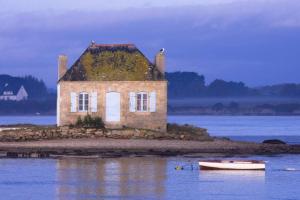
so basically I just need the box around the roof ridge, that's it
[91,43,136,48]
[59,42,164,82]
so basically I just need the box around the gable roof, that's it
[59,43,164,82]
[0,83,21,95]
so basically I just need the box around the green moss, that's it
[75,115,105,128]
[80,50,149,81]
[81,52,94,79]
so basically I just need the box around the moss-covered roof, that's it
[60,44,164,82]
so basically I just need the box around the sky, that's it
[0,0,300,88]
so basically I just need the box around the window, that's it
[136,92,148,112]
[143,93,147,111]
[79,92,89,112]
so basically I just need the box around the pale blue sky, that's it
[0,0,299,87]
[0,0,244,11]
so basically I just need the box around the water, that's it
[0,155,300,200]
[1,115,300,143]
[0,116,300,199]
[168,116,300,144]
[0,116,56,125]
[168,116,300,136]
[2,115,300,136]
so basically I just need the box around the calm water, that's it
[2,116,300,136]
[0,155,300,200]
[1,115,300,143]
[0,116,56,126]
[0,116,300,199]
[168,116,300,144]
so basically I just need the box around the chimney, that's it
[58,55,68,80]
[155,48,165,75]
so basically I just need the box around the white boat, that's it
[199,160,265,170]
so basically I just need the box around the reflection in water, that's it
[198,169,266,199]
[200,170,265,179]
[0,156,300,200]
[199,170,265,186]
[56,157,167,200]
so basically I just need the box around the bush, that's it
[83,114,92,125]
[93,116,105,128]
[75,115,105,128]
[75,116,83,127]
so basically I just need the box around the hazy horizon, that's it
[0,0,300,87]
[1,71,300,90]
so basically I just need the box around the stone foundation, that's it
[0,124,212,142]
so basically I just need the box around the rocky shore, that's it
[0,138,299,158]
[0,124,299,158]
[0,124,212,142]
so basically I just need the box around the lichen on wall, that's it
[80,50,150,81]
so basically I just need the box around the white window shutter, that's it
[70,92,77,112]
[91,92,98,112]
[129,92,136,112]
[149,92,156,112]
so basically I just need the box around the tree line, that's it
[166,72,300,98]
[0,74,55,115]
[1,73,299,115]
[0,74,49,99]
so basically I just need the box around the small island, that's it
[0,120,299,158]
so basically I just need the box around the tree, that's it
[207,79,250,97]
[228,102,239,112]
[0,74,48,99]
[212,103,225,111]
[166,72,206,98]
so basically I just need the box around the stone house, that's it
[57,43,167,131]
[0,83,28,101]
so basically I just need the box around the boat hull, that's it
[199,161,265,170]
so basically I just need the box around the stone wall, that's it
[58,81,167,131]
[0,124,212,142]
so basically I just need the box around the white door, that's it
[106,92,121,122]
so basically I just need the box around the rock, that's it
[134,131,142,137]
[166,123,211,141]
[94,130,104,137]
[263,139,286,145]
[60,126,69,132]
[0,123,214,142]
[61,131,69,137]
[111,130,121,136]
[86,128,96,134]
[106,131,112,136]
[216,137,230,141]
[122,130,134,137]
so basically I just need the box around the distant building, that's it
[0,83,28,101]
[57,43,167,131]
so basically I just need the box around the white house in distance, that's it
[0,83,28,101]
